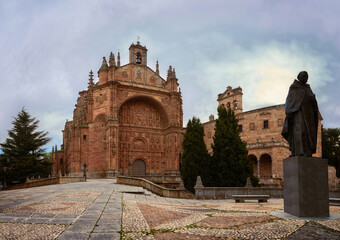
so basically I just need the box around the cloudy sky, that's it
[1,0,340,152]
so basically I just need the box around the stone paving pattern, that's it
[0,179,339,239]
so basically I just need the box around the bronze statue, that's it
[281,71,319,157]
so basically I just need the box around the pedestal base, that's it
[284,156,329,217]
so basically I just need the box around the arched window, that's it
[233,100,238,110]
[227,102,231,109]
[136,52,142,64]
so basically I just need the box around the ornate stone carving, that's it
[136,70,142,78]
[122,71,128,78]
[260,111,271,116]
[118,91,128,101]
[96,94,107,104]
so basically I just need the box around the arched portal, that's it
[248,154,258,177]
[259,154,272,178]
[132,159,146,176]
[118,95,169,128]
[118,95,170,176]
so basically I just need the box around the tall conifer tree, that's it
[211,106,256,187]
[0,108,51,184]
[322,126,340,177]
[181,117,210,192]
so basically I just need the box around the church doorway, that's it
[132,159,146,176]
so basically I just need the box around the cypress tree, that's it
[181,117,210,192]
[0,108,51,184]
[322,126,340,177]
[210,106,256,187]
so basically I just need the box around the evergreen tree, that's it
[210,106,256,187]
[181,117,210,192]
[0,108,51,184]
[322,126,340,177]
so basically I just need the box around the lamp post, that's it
[83,162,87,182]
[128,161,131,176]
[3,167,7,188]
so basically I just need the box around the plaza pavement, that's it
[0,179,339,240]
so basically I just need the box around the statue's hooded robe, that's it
[281,79,319,156]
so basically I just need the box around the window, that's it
[136,52,142,64]
[60,158,63,164]
[227,102,231,109]
[250,123,255,130]
[233,100,238,110]
[83,135,87,140]
[278,118,283,126]
[264,120,269,129]
[238,125,243,132]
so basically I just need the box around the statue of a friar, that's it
[281,71,319,157]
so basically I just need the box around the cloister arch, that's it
[259,154,272,178]
[248,154,258,177]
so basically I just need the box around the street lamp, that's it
[83,162,87,182]
[128,161,131,176]
[3,167,7,188]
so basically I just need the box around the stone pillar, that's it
[284,156,329,217]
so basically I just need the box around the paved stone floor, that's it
[0,179,339,240]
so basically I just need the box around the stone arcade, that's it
[202,86,322,187]
[52,41,183,178]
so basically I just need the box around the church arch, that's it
[118,95,169,128]
[132,159,146,176]
[248,154,258,177]
[259,154,272,178]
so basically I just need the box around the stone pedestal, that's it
[284,156,329,217]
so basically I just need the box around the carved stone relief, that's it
[119,101,162,128]
[122,71,128,78]
[118,91,128,101]
[96,94,107,104]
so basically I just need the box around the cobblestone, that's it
[0,179,339,239]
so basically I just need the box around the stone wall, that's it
[194,186,283,199]
[1,176,85,191]
[116,176,194,199]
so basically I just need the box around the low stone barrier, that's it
[195,186,283,199]
[329,190,340,198]
[194,176,283,199]
[194,176,340,199]
[1,176,85,191]
[116,176,194,199]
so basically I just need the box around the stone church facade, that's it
[52,41,183,178]
[203,86,322,187]
[52,41,322,185]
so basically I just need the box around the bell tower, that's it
[129,40,148,66]
[217,86,243,114]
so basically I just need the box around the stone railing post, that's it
[194,176,204,199]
